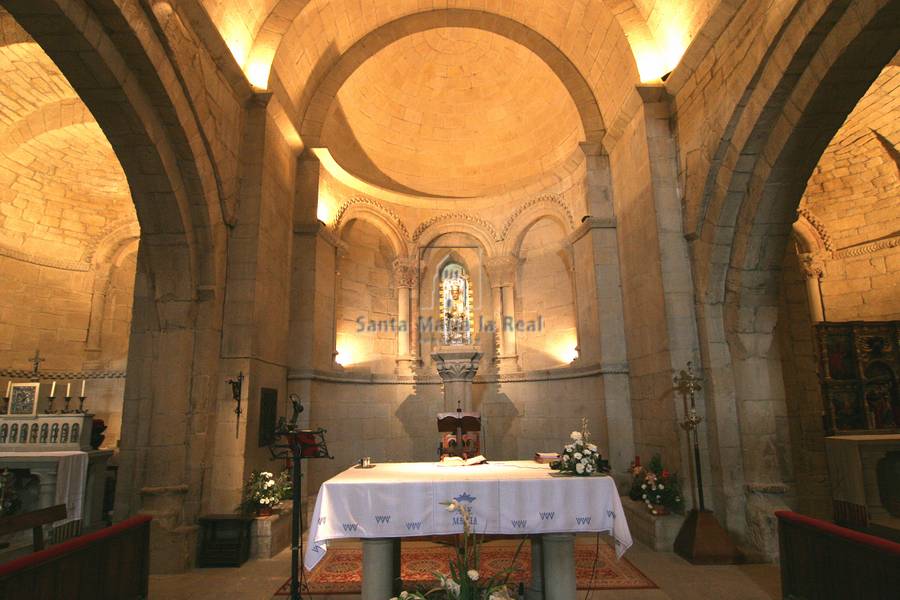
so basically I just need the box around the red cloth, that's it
[0,514,152,576]
[776,510,900,556]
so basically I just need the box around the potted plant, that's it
[242,470,289,516]
[629,454,683,515]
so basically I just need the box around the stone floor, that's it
[149,537,781,600]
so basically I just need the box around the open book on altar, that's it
[439,454,487,466]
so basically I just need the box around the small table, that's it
[305,461,633,599]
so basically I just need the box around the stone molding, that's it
[833,234,900,259]
[499,194,576,239]
[412,212,500,243]
[287,361,625,385]
[333,196,410,241]
[796,208,835,252]
[0,369,126,380]
[0,244,91,272]
[568,216,617,244]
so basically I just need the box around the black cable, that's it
[583,532,602,600]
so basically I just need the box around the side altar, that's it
[1,374,111,549]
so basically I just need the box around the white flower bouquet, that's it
[550,430,610,476]
[392,500,522,599]
[242,470,290,515]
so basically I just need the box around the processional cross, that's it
[673,361,705,510]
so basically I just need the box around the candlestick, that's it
[63,395,72,413]
[77,396,86,413]
[46,395,56,414]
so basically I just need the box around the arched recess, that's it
[333,218,400,372]
[502,197,577,256]
[515,216,578,371]
[295,10,605,148]
[414,216,500,258]
[3,0,227,572]
[332,198,410,258]
[693,0,900,558]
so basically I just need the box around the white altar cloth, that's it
[0,451,88,525]
[305,461,633,570]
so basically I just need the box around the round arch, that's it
[689,0,900,556]
[296,10,605,147]
[501,196,577,256]
[333,198,409,258]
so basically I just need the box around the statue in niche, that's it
[440,262,473,345]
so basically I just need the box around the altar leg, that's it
[362,537,400,599]
[526,535,544,600]
[541,533,576,600]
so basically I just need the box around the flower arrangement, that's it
[392,500,522,600]
[242,470,290,515]
[550,420,610,476]
[628,454,683,515]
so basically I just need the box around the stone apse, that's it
[0,0,897,572]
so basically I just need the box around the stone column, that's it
[575,143,635,473]
[799,253,826,322]
[484,256,519,373]
[432,348,482,412]
[361,538,400,599]
[393,257,417,374]
[541,533,576,598]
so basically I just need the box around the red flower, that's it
[661,469,670,479]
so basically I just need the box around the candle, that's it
[50,381,56,397]
[5,380,10,398]
[66,382,71,398]
[81,379,86,397]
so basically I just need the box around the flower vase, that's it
[257,506,273,517]
[650,504,669,516]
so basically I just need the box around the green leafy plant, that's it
[393,500,523,600]
[240,470,290,515]
[628,454,683,515]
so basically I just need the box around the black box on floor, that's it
[197,514,254,568]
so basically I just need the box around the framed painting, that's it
[8,382,39,416]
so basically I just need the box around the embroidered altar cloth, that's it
[305,461,632,570]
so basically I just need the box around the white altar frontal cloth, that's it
[305,461,633,570]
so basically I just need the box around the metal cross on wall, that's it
[29,349,45,379]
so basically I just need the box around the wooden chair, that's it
[437,411,481,458]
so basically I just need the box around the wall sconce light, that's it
[227,372,244,416]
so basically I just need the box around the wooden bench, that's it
[0,504,67,552]
[0,514,152,600]
[777,510,900,600]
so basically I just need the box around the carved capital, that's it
[484,255,518,288]
[392,257,418,288]
[432,349,482,382]
[798,252,826,280]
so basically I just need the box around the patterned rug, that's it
[274,540,655,595]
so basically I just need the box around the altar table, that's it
[305,461,633,599]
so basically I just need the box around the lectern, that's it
[269,395,332,600]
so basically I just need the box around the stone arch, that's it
[501,196,577,256]
[691,0,900,557]
[86,224,142,353]
[3,0,228,571]
[792,211,833,256]
[413,215,499,258]
[0,98,93,155]
[296,10,605,148]
[333,198,409,258]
